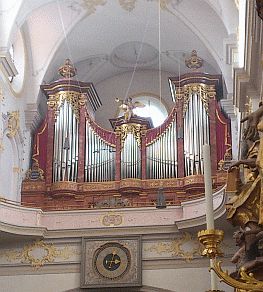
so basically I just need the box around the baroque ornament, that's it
[47,91,86,120]
[176,83,215,115]
[81,0,107,15]
[145,232,200,262]
[0,240,80,269]
[101,211,123,226]
[116,123,144,148]
[6,111,19,138]
[185,50,203,70]
[119,0,136,11]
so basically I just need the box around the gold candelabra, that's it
[198,229,263,292]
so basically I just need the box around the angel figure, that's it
[115,97,145,121]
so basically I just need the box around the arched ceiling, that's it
[3,0,239,126]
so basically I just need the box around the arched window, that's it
[131,95,168,127]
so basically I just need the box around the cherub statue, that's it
[115,97,145,121]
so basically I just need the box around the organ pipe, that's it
[183,86,210,176]
[53,100,79,182]
[85,123,116,182]
[146,119,178,179]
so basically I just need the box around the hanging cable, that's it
[158,0,162,106]
[124,12,151,100]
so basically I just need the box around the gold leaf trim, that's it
[0,240,80,269]
[145,232,201,262]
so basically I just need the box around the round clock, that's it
[93,242,131,280]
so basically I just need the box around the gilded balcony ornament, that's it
[185,50,203,70]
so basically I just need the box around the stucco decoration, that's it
[0,240,80,269]
[6,111,19,138]
[144,232,201,262]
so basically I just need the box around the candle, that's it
[203,144,218,290]
[203,144,214,229]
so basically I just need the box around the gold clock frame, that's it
[80,236,142,289]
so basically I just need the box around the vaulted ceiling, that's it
[3,0,239,127]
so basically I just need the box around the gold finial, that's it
[185,50,203,70]
[58,59,76,78]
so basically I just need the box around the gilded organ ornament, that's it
[175,83,216,115]
[58,59,76,78]
[185,50,203,70]
[47,91,86,120]
[116,123,145,148]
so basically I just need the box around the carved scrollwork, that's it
[0,240,80,269]
[116,123,143,148]
[47,91,86,120]
[175,83,215,116]
[145,232,201,262]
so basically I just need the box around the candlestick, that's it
[203,144,214,230]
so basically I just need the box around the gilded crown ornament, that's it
[185,50,203,70]
[58,59,76,78]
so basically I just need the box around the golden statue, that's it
[226,102,263,276]
[115,97,145,121]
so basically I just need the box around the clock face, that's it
[93,242,131,280]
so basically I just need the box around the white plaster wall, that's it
[0,268,234,292]
[0,135,15,199]
[143,267,233,292]
[0,273,79,292]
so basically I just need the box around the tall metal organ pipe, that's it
[53,101,79,182]
[146,119,178,179]
[183,90,210,176]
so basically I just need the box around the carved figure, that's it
[231,230,246,267]
[115,97,145,121]
[226,102,263,276]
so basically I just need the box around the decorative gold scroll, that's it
[0,240,80,269]
[175,83,216,115]
[145,232,201,262]
[47,91,86,120]
[115,123,146,148]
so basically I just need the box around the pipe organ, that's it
[22,62,231,210]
